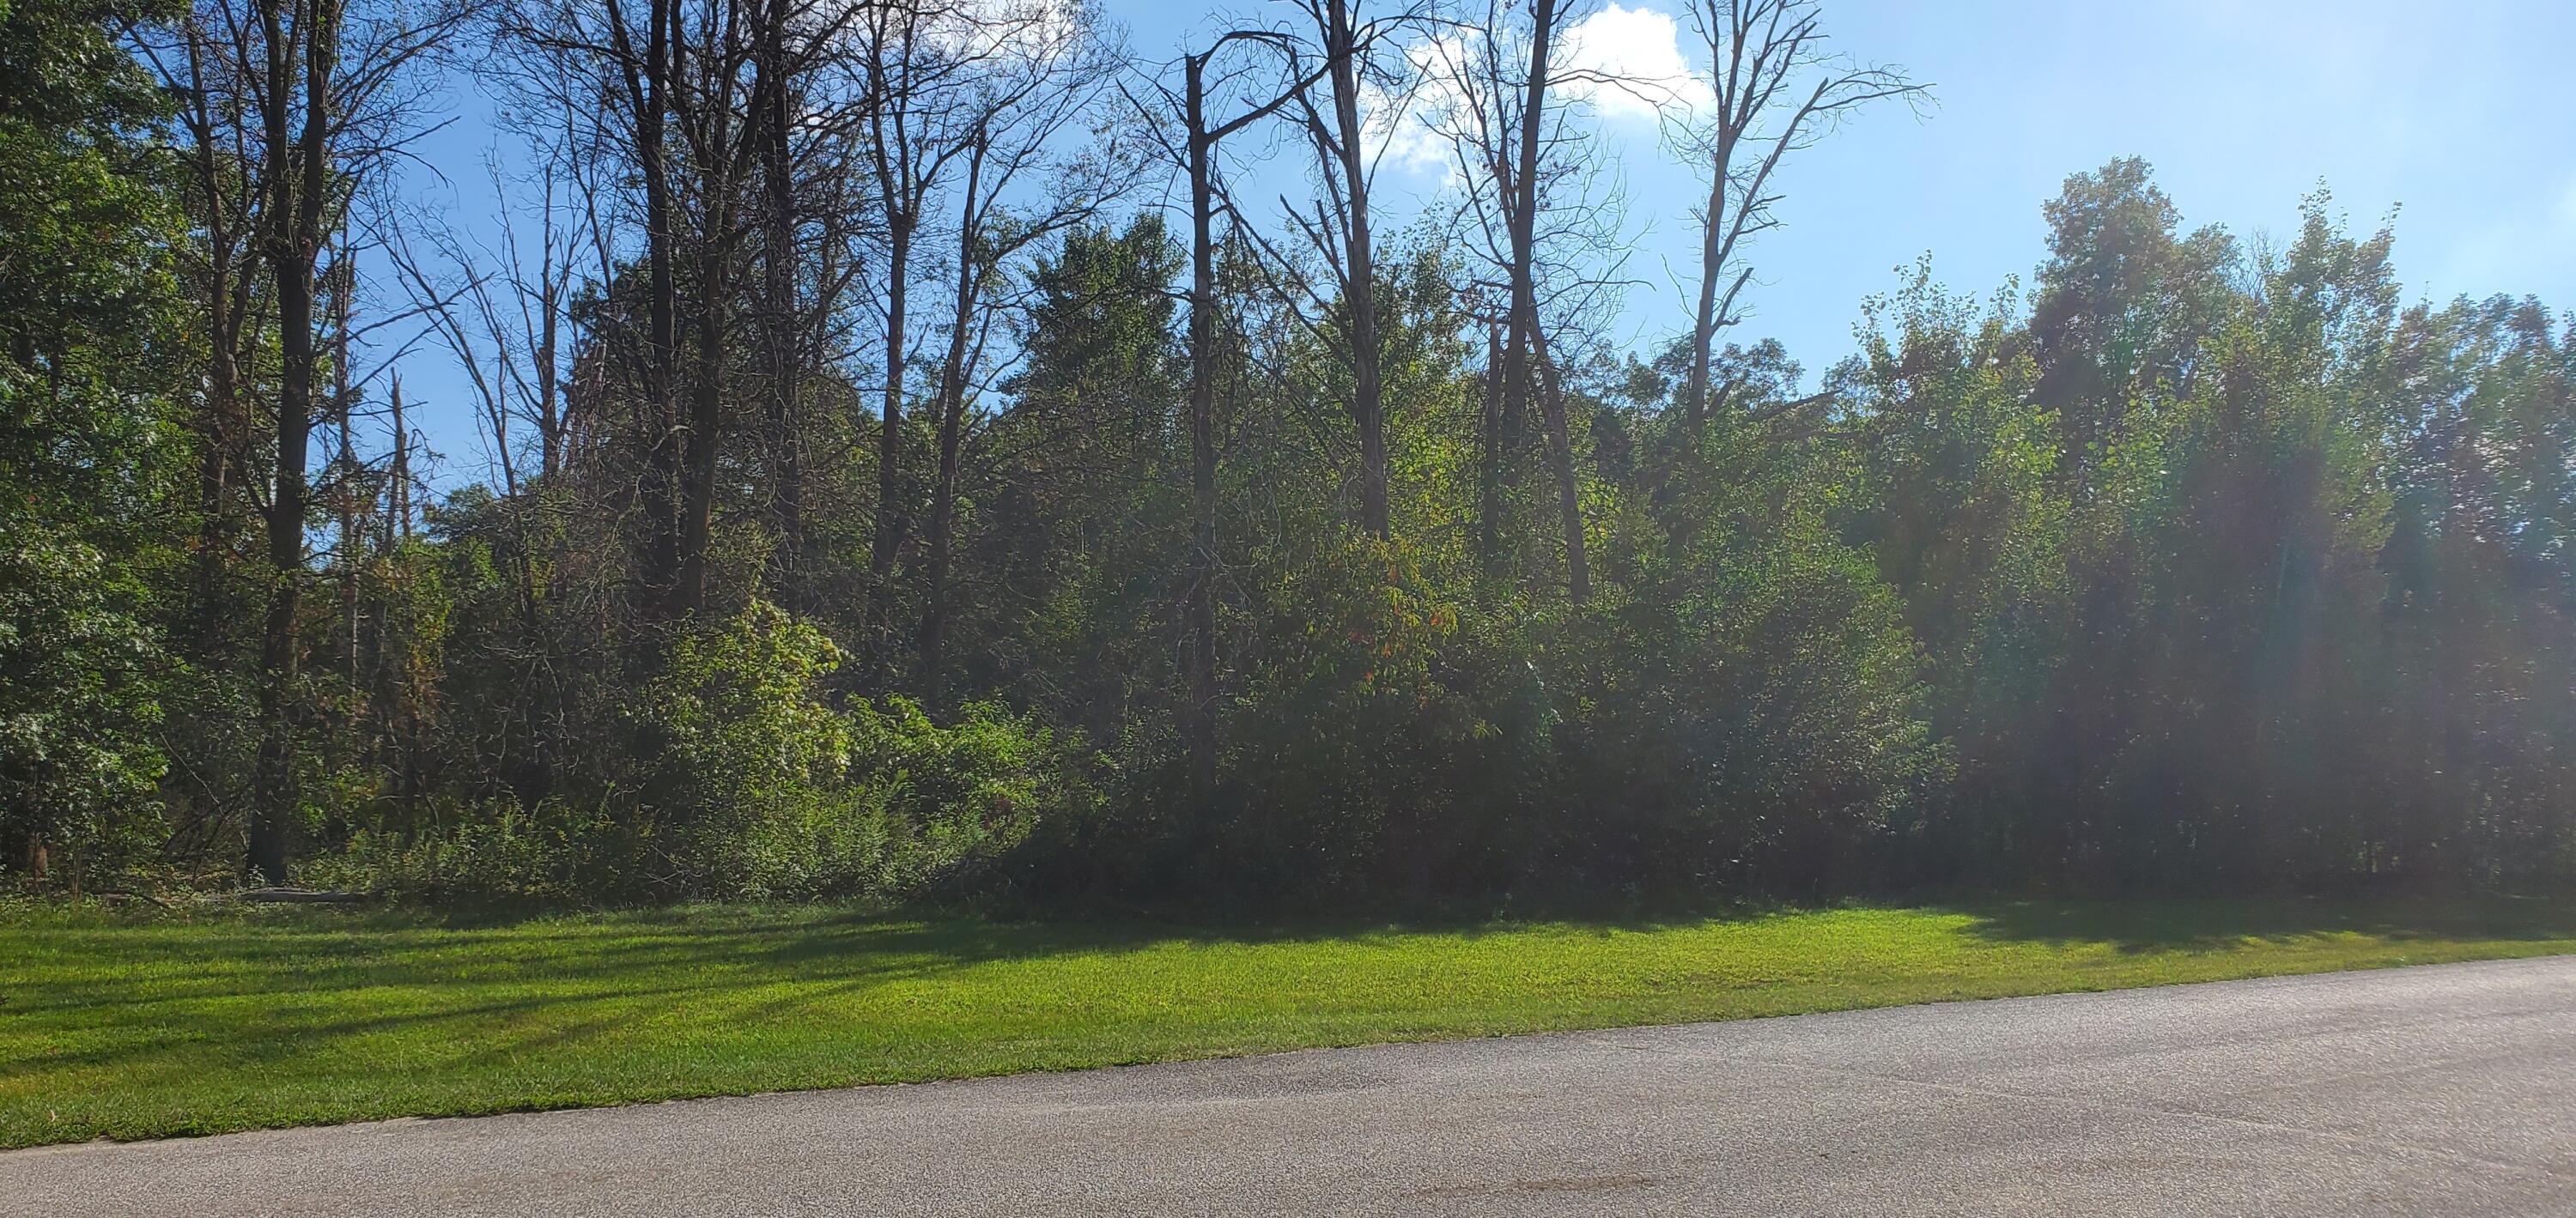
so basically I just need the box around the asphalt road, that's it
[9,957,2574,1216]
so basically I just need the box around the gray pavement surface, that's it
[8,956,2575,1216]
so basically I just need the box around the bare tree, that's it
[1668,0,1923,422]
[195,0,475,882]
[853,0,1054,678]
[504,0,690,615]
[1126,27,1335,801]
[132,9,270,651]
[381,151,592,498]
[747,0,878,613]
[1418,0,1620,603]
[504,0,816,619]
[663,0,762,615]
[914,5,1135,701]
[1279,0,1431,538]
[748,0,804,606]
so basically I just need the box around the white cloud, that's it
[1556,3,1712,124]
[1370,3,1709,184]
[1363,34,1477,179]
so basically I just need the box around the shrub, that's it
[324,603,1072,906]
[0,529,167,888]
[311,799,620,905]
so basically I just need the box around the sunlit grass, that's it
[4,896,2571,1148]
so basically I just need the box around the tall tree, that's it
[1129,28,1333,799]
[1281,0,1428,537]
[133,3,268,650]
[233,0,471,882]
[914,3,1130,701]
[1419,0,1615,601]
[748,0,803,606]
[854,0,1042,678]
[520,0,690,615]
[664,0,758,615]
[1668,0,1921,422]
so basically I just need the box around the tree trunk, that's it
[1476,322,1506,575]
[1182,59,1222,804]
[249,0,339,886]
[917,140,989,705]
[331,254,360,725]
[755,0,803,609]
[676,203,729,615]
[1325,0,1386,537]
[1534,327,1589,604]
[536,278,563,482]
[667,4,734,618]
[674,282,723,615]
[866,215,914,677]
[9,827,44,882]
[178,24,255,656]
[630,0,683,618]
[193,296,240,644]
[1504,0,1564,598]
[1682,142,1729,420]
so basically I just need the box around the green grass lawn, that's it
[5,896,2573,1149]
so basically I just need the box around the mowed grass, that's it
[5,896,2574,1148]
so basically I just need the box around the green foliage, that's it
[321,604,1067,906]
[1219,532,1472,899]
[637,602,858,858]
[7,0,2574,921]
[312,799,618,906]
[0,0,179,530]
[0,529,167,882]
[639,603,1043,900]
[0,0,182,886]
[1577,391,1948,896]
[257,172,2576,911]
[844,695,1060,896]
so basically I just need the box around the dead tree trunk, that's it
[1674,0,1923,419]
[1163,33,1334,798]
[1182,55,1224,802]
[1319,0,1385,536]
[753,0,803,609]
[1504,0,1578,602]
[248,0,340,885]
[605,0,685,617]
[915,137,988,704]
[670,4,742,618]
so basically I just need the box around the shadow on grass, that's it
[0,905,1613,1108]
[11,894,2574,1060]
[10,890,2576,1150]
[19,892,2576,999]
[1,903,1540,1029]
[1935,894,2576,954]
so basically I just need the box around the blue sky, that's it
[387,0,2576,479]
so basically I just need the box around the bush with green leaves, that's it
[1218,532,1470,902]
[0,530,167,886]
[309,799,620,905]
[325,603,1067,905]
[630,602,860,898]
[841,695,1060,899]
[647,607,1062,901]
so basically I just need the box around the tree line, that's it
[3,0,2571,909]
